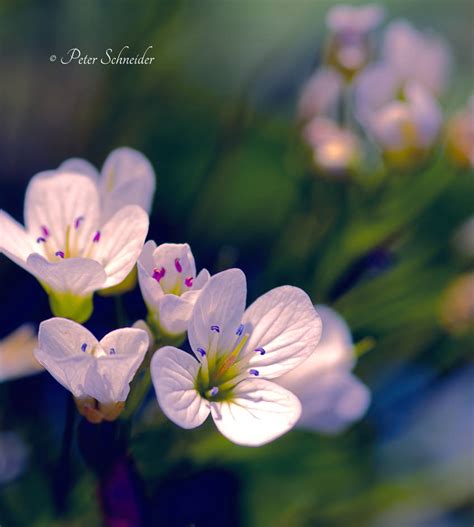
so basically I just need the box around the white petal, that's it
[34,318,97,398]
[157,294,197,335]
[291,371,371,434]
[59,158,100,181]
[0,210,36,270]
[297,68,343,121]
[151,243,196,293]
[95,205,149,288]
[188,269,247,360]
[406,83,442,147]
[100,147,156,222]
[26,254,106,295]
[242,287,322,379]
[150,346,210,429]
[24,172,100,252]
[137,240,164,308]
[84,328,149,404]
[211,379,301,446]
[277,305,354,391]
[0,325,43,382]
[194,268,210,289]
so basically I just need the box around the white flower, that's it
[304,118,362,174]
[0,432,29,485]
[355,70,442,157]
[277,305,370,434]
[382,20,451,97]
[0,171,149,322]
[59,147,156,223]
[34,318,149,423]
[297,68,344,122]
[325,4,385,74]
[137,241,210,337]
[0,325,43,382]
[151,269,322,446]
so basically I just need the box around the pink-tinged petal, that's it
[0,325,43,382]
[188,269,247,360]
[287,370,371,434]
[34,318,97,399]
[84,328,149,404]
[193,268,211,290]
[59,158,100,182]
[100,147,156,222]
[150,346,210,429]
[26,254,106,295]
[95,205,149,288]
[211,379,301,446]
[157,294,196,336]
[242,287,322,379]
[24,172,100,252]
[137,240,165,308]
[0,210,36,270]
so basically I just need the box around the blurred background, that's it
[0,0,473,526]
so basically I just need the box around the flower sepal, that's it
[48,290,94,323]
[75,397,125,424]
[146,312,186,349]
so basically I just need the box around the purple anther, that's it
[174,258,183,273]
[74,216,84,229]
[81,343,87,352]
[184,276,193,288]
[249,369,259,376]
[36,237,46,244]
[40,225,49,237]
[93,230,101,243]
[197,347,206,357]
[209,386,219,397]
[152,267,166,282]
[109,348,116,355]
[55,251,65,258]
[210,325,220,333]
[255,347,266,355]
[236,324,244,336]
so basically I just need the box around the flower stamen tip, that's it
[197,347,206,357]
[93,230,101,243]
[55,251,65,258]
[184,276,193,287]
[255,347,266,355]
[81,343,87,353]
[210,325,220,333]
[174,258,183,273]
[249,369,260,376]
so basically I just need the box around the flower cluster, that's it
[0,147,371,446]
[298,4,470,173]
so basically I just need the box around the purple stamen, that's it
[93,230,101,243]
[55,251,65,258]
[249,369,259,376]
[152,267,166,282]
[184,276,193,288]
[236,324,244,336]
[40,225,49,237]
[174,258,183,273]
[109,348,116,355]
[74,216,84,229]
[210,325,220,333]
[81,343,87,352]
[209,386,219,397]
[255,347,266,355]
[36,237,46,244]
[197,347,206,357]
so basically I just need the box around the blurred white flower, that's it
[304,118,362,174]
[0,432,29,485]
[277,305,370,434]
[297,68,344,122]
[151,269,322,446]
[356,70,442,160]
[138,242,210,337]
[0,325,43,382]
[59,147,156,223]
[446,95,474,168]
[382,20,451,97]
[325,4,385,76]
[34,318,149,423]
[453,216,474,258]
[0,171,149,322]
